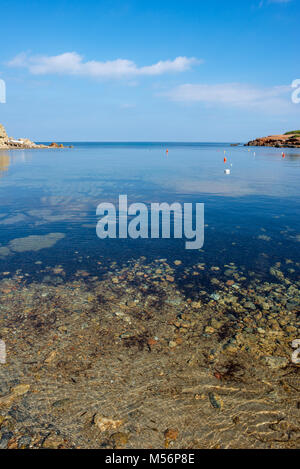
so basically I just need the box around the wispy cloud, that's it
[163,82,292,112]
[259,0,292,7]
[120,103,136,109]
[8,52,201,78]
[268,0,292,3]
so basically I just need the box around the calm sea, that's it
[0,142,299,286]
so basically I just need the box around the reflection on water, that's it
[0,150,32,179]
[0,143,299,284]
[0,152,10,176]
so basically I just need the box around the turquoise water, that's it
[0,142,299,285]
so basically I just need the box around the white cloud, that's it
[8,52,201,78]
[163,82,292,112]
[259,0,292,6]
[268,0,292,3]
[120,103,136,109]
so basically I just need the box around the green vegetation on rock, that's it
[284,130,300,135]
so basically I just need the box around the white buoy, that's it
[224,169,230,175]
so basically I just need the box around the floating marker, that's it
[282,152,285,158]
[224,157,227,163]
[224,169,230,175]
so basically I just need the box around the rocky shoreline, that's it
[246,132,300,148]
[0,124,65,150]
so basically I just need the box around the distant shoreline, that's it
[0,123,71,150]
[246,132,300,148]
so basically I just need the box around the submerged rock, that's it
[110,432,129,448]
[93,414,124,433]
[8,232,65,253]
[208,392,223,410]
[264,356,289,369]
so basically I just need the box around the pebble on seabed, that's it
[0,256,299,449]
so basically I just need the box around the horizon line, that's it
[36,140,244,144]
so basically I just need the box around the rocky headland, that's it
[246,131,300,148]
[0,123,64,150]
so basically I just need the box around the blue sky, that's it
[0,0,299,141]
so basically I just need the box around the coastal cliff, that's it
[0,123,62,149]
[246,131,300,148]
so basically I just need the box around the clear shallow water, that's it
[0,142,299,285]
